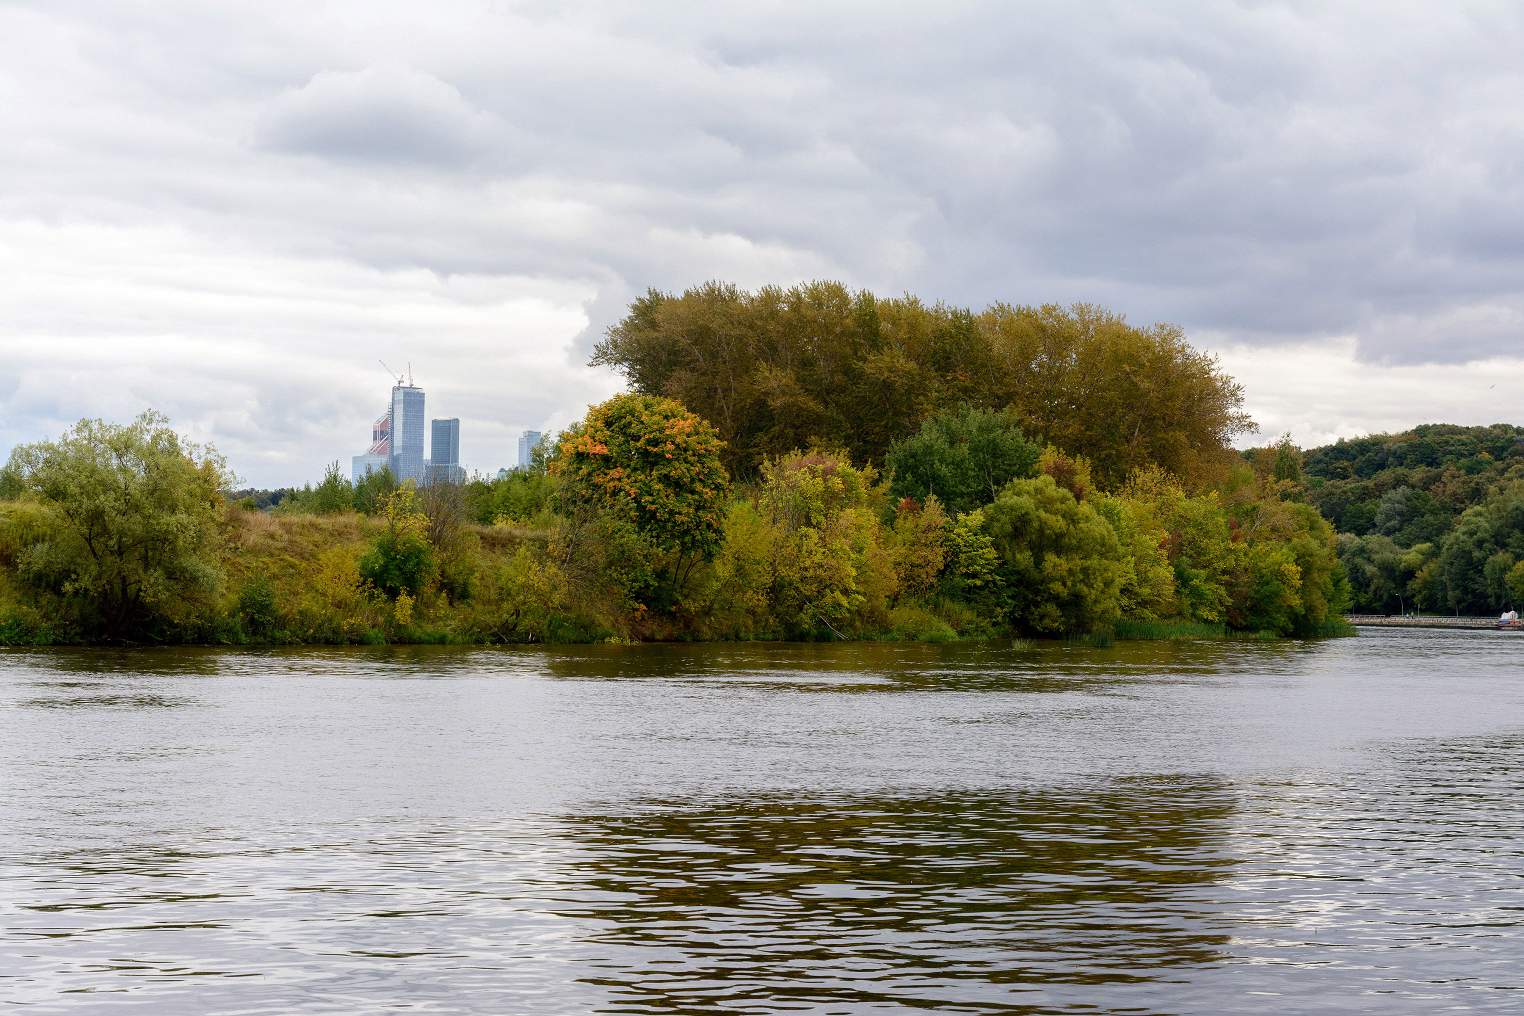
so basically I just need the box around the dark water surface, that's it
[3,630,1524,1013]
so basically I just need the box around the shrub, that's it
[359,488,436,600]
[983,475,1127,635]
[885,604,958,642]
[236,575,282,641]
[886,406,1039,514]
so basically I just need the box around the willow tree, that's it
[3,411,230,641]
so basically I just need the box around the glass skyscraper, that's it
[517,430,543,469]
[429,418,463,484]
[388,384,426,483]
[430,418,459,467]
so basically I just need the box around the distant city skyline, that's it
[349,376,548,487]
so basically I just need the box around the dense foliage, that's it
[0,412,229,642]
[885,406,1040,514]
[0,286,1366,646]
[1296,425,1524,614]
[593,281,1254,484]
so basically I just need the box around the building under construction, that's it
[351,365,461,486]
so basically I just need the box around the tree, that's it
[353,465,398,515]
[752,451,897,638]
[1484,550,1517,611]
[976,303,1254,486]
[1440,505,1500,613]
[311,461,354,514]
[359,487,436,600]
[1118,468,1232,624]
[1226,498,1349,635]
[886,406,1039,514]
[553,394,730,610]
[982,475,1126,634]
[1508,559,1524,606]
[1038,446,1094,502]
[595,283,1255,482]
[1093,493,1176,620]
[3,411,230,641]
[1272,436,1304,485]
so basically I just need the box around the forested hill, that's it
[1303,424,1524,539]
[1300,424,1524,614]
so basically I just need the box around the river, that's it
[2,629,1522,1013]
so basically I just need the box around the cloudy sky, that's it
[4,1,1524,486]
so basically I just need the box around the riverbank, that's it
[0,617,1354,650]
[2,409,1351,647]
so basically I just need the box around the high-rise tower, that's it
[429,418,463,485]
[517,430,543,469]
[352,410,391,483]
[388,383,426,483]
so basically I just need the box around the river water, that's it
[2,629,1522,1014]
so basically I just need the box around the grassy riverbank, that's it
[0,451,1352,648]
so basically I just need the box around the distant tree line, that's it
[1292,424,1524,615]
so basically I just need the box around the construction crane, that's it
[378,360,414,387]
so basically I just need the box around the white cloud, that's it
[1218,337,1524,449]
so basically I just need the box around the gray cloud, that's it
[259,66,502,166]
[4,1,1524,484]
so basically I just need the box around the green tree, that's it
[982,475,1126,634]
[554,394,730,610]
[3,411,230,641]
[359,487,436,599]
[886,406,1039,514]
[1484,550,1517,611]
[752,451,898,639]
[941,507,1008,622]
[464,470,558,526]
[1272,436,1304,484]
[1439,505,1497,613]
[1227,498,1349,635]
[1507,559,1524,606]
[1118,468,1233,624]
[311,461,354,514]
[1093,493,1176,620]
[353,465,398,515]
[595,283,1255,482]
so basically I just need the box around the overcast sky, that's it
[5,1,1524,486]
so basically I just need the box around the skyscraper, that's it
[351,410,391,484]
[428,418,463,485]
[517,429,543,469]
[388,383,426,483]
[431,418,459,467]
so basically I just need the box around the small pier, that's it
[1346,614,1502,630]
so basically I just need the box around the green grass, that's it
[1065,631,1114,648]
[1113,619,1228,641]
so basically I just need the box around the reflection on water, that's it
[558,782,1237,1013]
[3,630,1524,1013]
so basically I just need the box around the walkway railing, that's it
[1345,614,1504,630]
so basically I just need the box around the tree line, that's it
[593,282,1254,486]
[1295,424,1524,615]
[0,284,1351,645]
